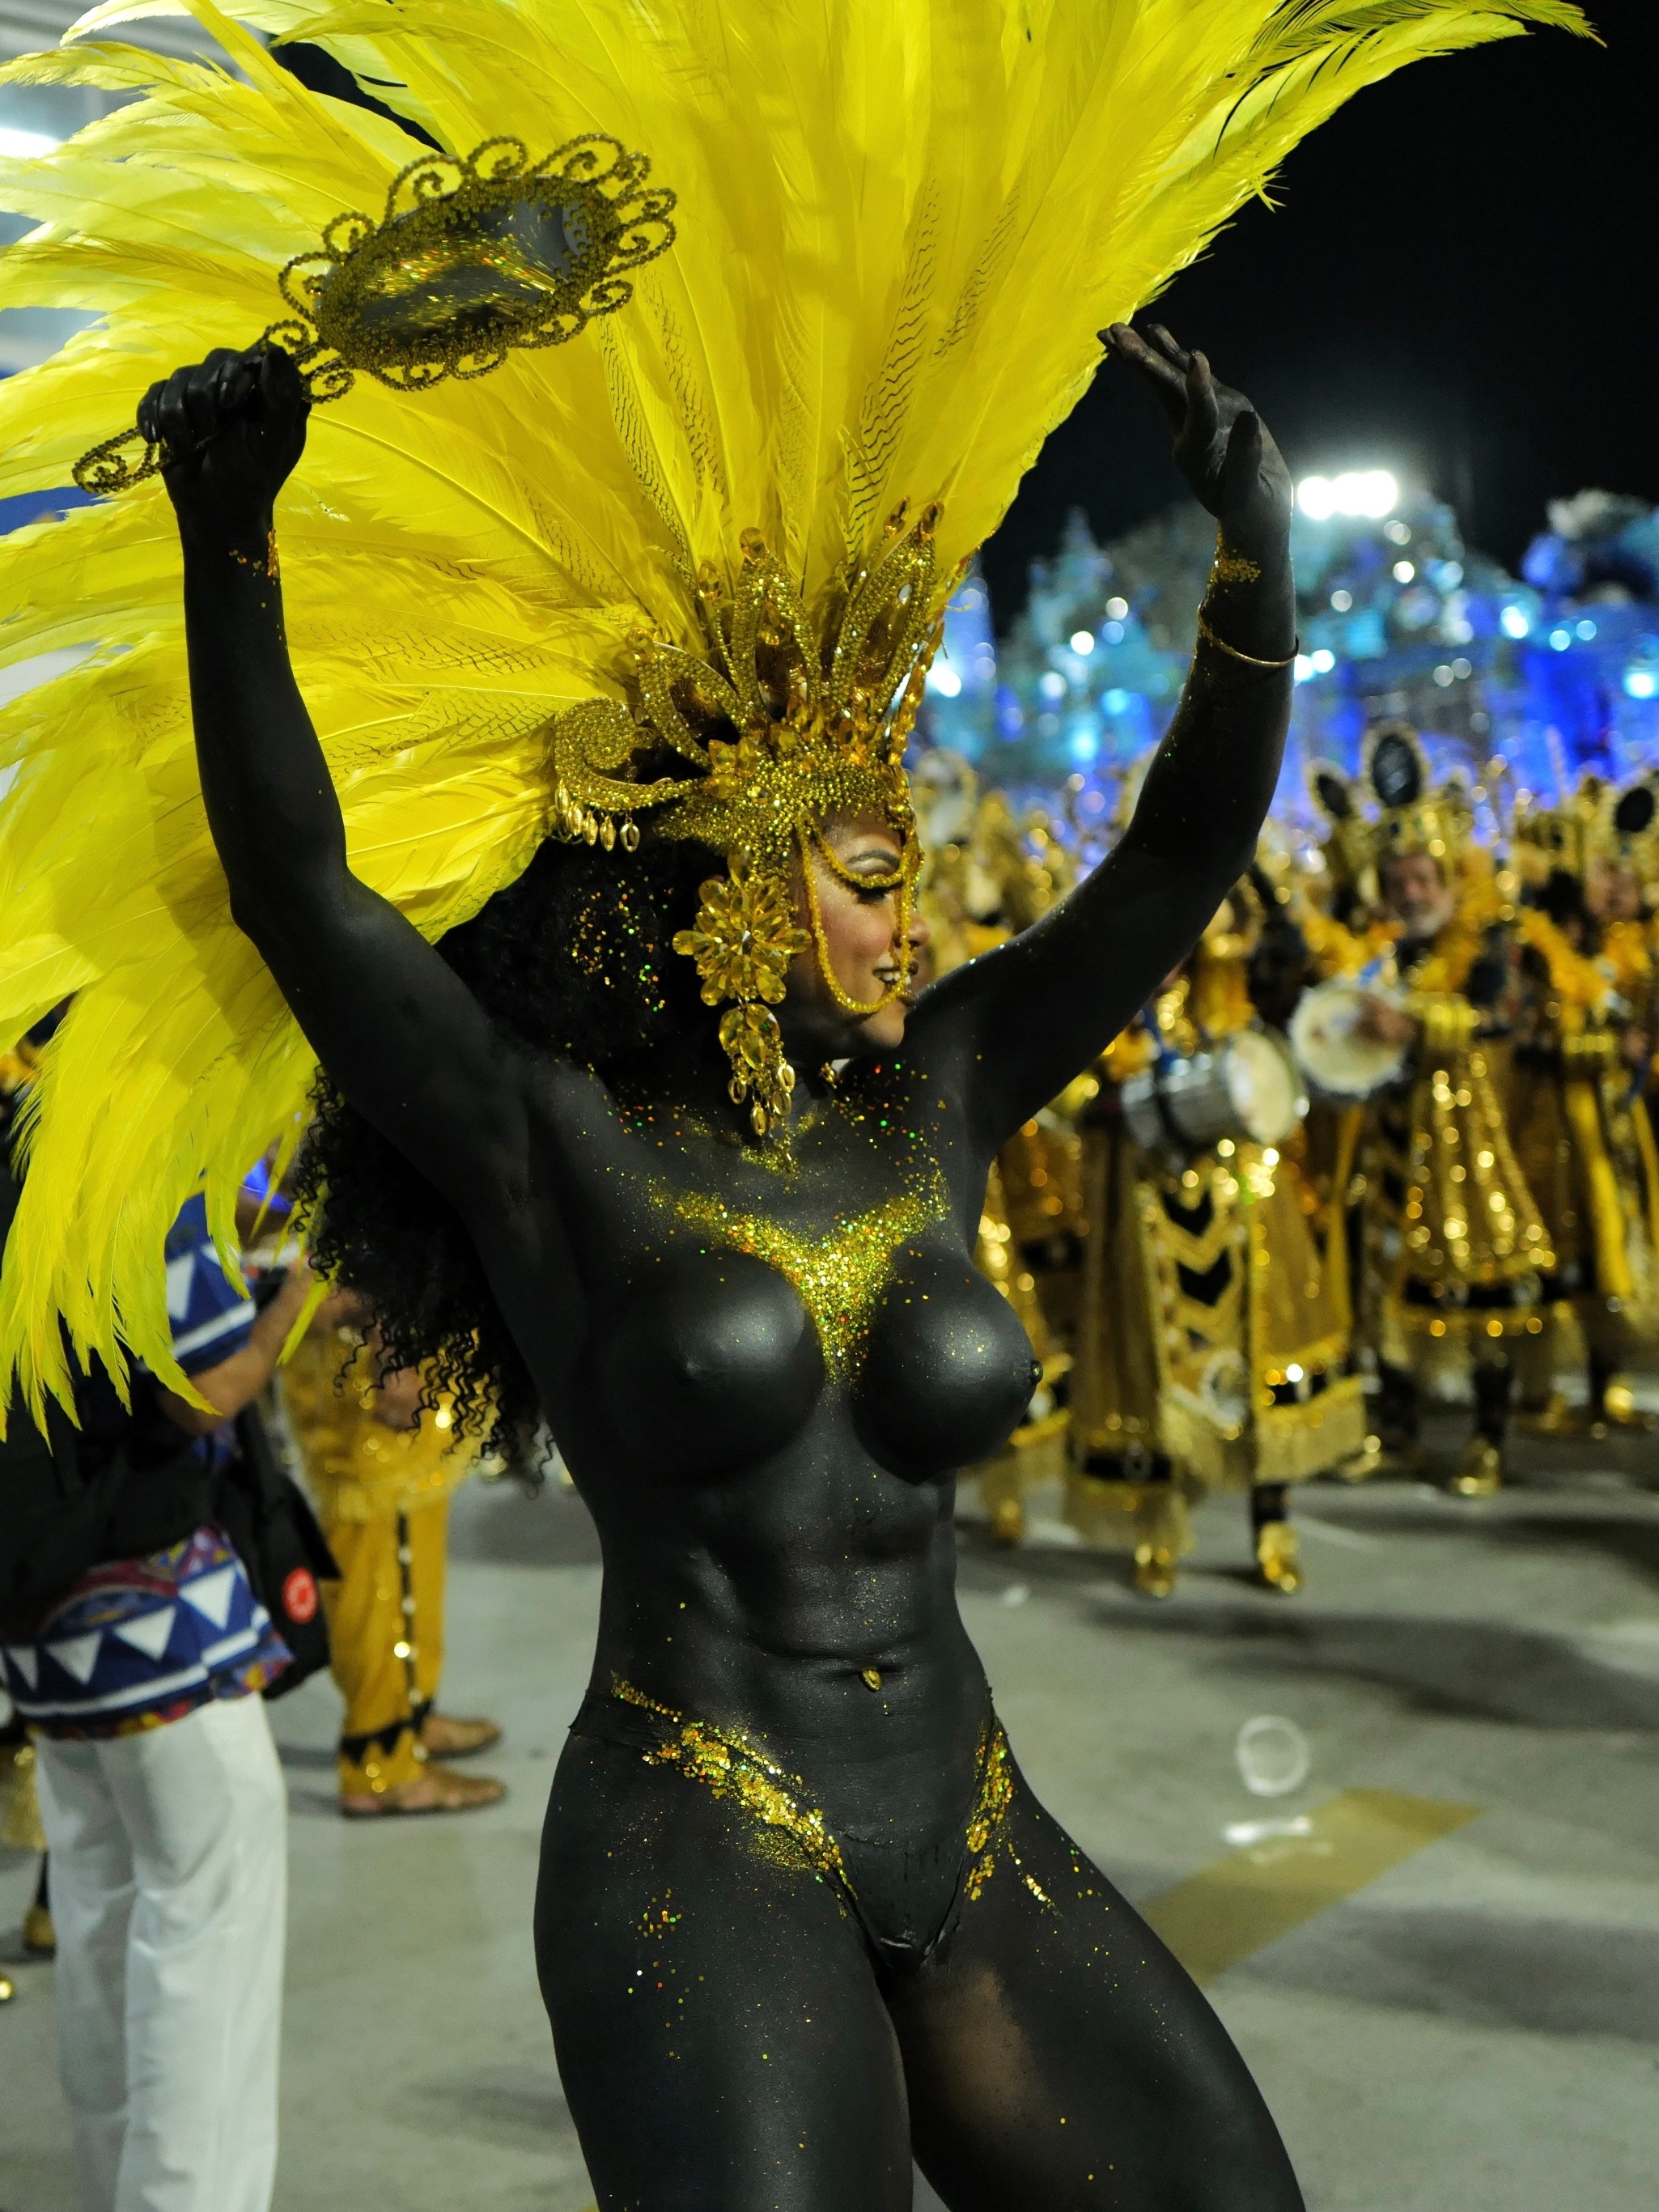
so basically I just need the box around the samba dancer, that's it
[144,318,1307,2208]
[281,1307,506,1815]
[1309,730,1551,1493]
[1068,873,1364,1595]
[917,771,1085,1545]
[0,4,1583,2199]
[1508,780,1659,1429]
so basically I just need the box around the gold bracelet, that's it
[1194,607,1298,669]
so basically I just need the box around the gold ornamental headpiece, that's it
[1513,775,1659,886]
[75,134,677,495]
[1308,761,1371,893]
[545,503,945,1134]
[1364,722,1470,868]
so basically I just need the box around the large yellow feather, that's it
[0,0,1589,1421]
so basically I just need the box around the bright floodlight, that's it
[1070,630,1096,656]
[1625,669,1658,701]
[1500,605,1531,640]
[1296,469,1398,522]
[0,127,59,159]
[927,664,962,698]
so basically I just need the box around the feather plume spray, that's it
[0,0,1589,1422]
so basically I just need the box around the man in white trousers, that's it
[2,1195,313,2212]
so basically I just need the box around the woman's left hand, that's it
[1103,323,1292,555]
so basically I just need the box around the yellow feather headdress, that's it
[0,0,1589,1419]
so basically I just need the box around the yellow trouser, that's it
[320,1492,451,1798]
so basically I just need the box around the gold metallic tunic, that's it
[1068,921,1364,1518]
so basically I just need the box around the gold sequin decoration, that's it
[962,1722,1018,1900]
[655,1159,947,1378]
[613,1678,853,1896]
[74,134,677,496]
[615,1683,1046,1921]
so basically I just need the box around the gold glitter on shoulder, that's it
[651,1159,948,1378]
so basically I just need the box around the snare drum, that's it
[1290,979,1408,1102]
[1121,1029,1308,1158]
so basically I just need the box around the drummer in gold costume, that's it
[1506,779,1659,1430]
[281,1308,506,1815]
[1067,871,1366,1597]
[1311,727,1552,1495]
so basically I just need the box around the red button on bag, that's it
[282,1566,319,1624]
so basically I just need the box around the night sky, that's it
[981,0,1656,626]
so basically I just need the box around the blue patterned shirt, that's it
[1,1195,291,1736]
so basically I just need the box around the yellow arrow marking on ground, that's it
[1140,1787,1481,1985]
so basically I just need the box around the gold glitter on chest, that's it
[653,1157,948,1378]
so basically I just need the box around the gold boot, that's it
[1518,1391,1597,1438]
[1600,1375,1653,1430]
[1450,1437,1504,1497]
[1133,1542,1177,1598]
[1255,1522,1302,1594]
[990,1494,1027,1547]
[1131,1485,1193,1598]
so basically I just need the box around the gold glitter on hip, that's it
[613,1678,853,1896]
[613,1683,1050,1919]
[653,1161,948,1378]
[962,1721,1017,1901]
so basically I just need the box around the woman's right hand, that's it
[137,343,310,536]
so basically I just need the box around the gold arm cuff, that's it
[1194,608,1298,670]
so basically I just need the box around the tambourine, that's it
[1290,979,1408,1101]
[74,134,677,497]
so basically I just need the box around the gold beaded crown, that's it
[1364,722,1471,868]
[545,503,943,1132]
[1513,775,1658,886]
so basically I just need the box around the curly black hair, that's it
[293,832,724,1446]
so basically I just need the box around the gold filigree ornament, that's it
[74,134,677,496]
[548,504,944,1136]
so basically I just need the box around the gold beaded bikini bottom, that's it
[570,1677,1045,1968]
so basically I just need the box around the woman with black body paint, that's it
[139,320,1302,2212]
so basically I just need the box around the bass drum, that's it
[1121,1029,1308,1158]
[1290,979,1407,1102]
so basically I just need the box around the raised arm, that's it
[141,346,528,1216]
[907,325,1295,1152]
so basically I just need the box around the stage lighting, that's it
[1296,470,1398,521]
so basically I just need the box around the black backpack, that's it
[0,1378,338,1695]
[218,1403,339,1696]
